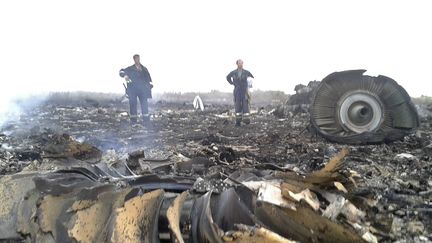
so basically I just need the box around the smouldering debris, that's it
[0,92,431,242]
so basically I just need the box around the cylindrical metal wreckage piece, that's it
[310,70,419,144]
[0,158,371,242]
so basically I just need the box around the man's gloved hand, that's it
[124,75,131,83]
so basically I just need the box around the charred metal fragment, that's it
[41,133,102,162]
[130,174,195,192]
[310,70,419,144]
[0,171,168,242]
[167,191,190,243]
[286,81,321,115]
[108,189,164,243]
[211,187,260,231]
[190,191,224,243]
[127,149,145,169]
[255,201,365,243]
[222,224,295,243]
[0,173,38,240]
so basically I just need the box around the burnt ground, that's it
[1,93,432,242]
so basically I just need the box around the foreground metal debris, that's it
[310,70,419,144]
[0,146,376,242]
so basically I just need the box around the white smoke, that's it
[0,95,21,127]
[0,92,48,128]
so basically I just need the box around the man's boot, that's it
[243,113,250,125]
[235,114,242,127]
[142,114,151,126]
[130,115,138,124]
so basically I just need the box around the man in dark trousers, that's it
[226,59,254,126]
[119,54,153,125]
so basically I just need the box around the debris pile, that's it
[270,81,319,119]
[0,92,431,242]
[1,143,378,242]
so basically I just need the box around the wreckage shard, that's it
[310,70,419,144]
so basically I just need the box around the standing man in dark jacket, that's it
[119,54,153,125]
[226,59,254,126]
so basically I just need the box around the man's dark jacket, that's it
[226,69,254,100]
[119,64,153,98]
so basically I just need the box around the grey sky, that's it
[1,0,431,99]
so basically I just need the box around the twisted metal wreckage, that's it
[0,144,374,243]
[0,70,421,242]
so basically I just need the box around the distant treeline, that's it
[38,90,289,107]
[9,91,432,116]
[13,91,431,109]
[153,90,289,105]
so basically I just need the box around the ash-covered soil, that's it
[1,93,432,242]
